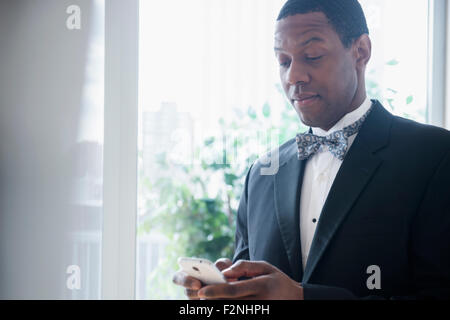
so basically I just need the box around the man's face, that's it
[275,12,362,130]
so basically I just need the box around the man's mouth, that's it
[292,94,320,107]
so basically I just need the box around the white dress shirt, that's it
[300,97,372,271]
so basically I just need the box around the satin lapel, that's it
[274,142,306,282]
[302,101,393,283]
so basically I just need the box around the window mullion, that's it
[428,0,446,127]
[102,0,139,300]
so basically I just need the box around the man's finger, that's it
[185,288,200,300]
[197,276,268,299]
[222,260,276,279]
[215,258,232,271]
[172,271,202,290]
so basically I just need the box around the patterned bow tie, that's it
[296,106,373,161]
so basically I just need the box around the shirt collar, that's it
[312,97,372,137]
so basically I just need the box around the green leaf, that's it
[386,59,399,66]
[224,173,238,186]
[386,98,395,110]
[262,103,271,118]
[204,137,215,146]
[406,95,414,105]
[367,81,378,89]
[247,106,257,119]
[387,88,398,94]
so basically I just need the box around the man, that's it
[173,0,450,299]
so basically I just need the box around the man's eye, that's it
[306,56,323,62]
[280,61,291,68]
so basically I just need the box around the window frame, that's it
[445,0,450,130]
[102,0,139,300]
[428,0,447,128]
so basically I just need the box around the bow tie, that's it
[296,106,373,161]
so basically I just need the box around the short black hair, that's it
[277,0,369,48]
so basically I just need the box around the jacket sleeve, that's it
[303,148,450,300]
[232,165,253,263]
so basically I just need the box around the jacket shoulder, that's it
[390,115,450,153]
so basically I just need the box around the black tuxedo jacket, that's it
[233,100,450,299]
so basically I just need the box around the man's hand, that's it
[172,258,233,300]
[197,260,304,300]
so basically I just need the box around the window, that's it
[361,0,429,123]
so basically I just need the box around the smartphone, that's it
[178,257,227,285]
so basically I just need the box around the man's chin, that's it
[297,109,340,131]
[294,106,327,128]
[297,114,325,129]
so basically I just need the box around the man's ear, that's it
[353,34,372,70]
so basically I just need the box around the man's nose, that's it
[285,61,310,85]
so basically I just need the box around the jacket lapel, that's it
[274,142,306,282]
[302,101,393,284]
